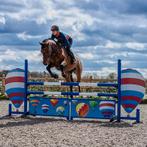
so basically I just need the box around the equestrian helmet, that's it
[51,25,59,31]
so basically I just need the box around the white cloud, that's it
[0,15,5,25]
[126,42,145,50]
[104,41,146,51]
[17,32,43,40]
[105,40,121,48]
[79,52,94,60]
[0,0,55,24]
[0,49,18,62]
[0,48,42,70]
[0,48,40,61]
[0,0,147,74]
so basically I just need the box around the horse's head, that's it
[40,39,56,65]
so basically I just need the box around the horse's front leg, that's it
[59,64,66,78]
[46,65,59,79]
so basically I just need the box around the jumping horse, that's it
[40,39,82,91]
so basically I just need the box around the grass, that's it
[0,94,8,100]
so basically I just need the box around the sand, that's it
[0,101,146,147]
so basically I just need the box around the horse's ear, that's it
[39,42,44,46]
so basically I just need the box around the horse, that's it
[40,39,82,86]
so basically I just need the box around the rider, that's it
[50,25,75,64]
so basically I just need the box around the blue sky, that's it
[0,0,147,77]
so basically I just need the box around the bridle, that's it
[41,42,53,65]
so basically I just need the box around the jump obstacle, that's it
[6,59,145,123]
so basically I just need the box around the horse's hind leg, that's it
[75,62,82,82]
[46,65,59,79]
[75,61,82,92]
[70,73,74,82]
[64,72,71,82]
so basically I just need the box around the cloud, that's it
[0,0,147,77]
[125,42,145,50]
[0,15,6,25]
[105,41,121,49]
[79,52,94,60]
[17,32,43,41]
[0,47,43,70]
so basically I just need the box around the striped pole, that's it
[27,91,118,97]
[27,81,118,87]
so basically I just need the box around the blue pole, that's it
[8,104,12,116]
[24,59,28,115]
[27,81,117,87]
[117,59,121,122]
[136,109,140,123]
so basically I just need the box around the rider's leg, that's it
[60,47,76,78]
[62,48,68,64]
[64,46,75,64]
[59,49,67,77]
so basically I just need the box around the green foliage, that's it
[141,99,147,104]
[0,94,8,100]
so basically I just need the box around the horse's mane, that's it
[42,38,60,54]
[42,38,56,45]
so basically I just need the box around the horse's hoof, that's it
[52,74,58,79]
[62,73,66,78]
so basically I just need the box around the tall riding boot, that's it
[64,47,75,64]
[69,51,75,64]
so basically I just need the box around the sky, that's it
[0,0,147,77]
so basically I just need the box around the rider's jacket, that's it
[51,32,73,48]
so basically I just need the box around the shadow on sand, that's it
[0,115,135,128]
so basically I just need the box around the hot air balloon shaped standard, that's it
[5,68,25,111]
[121,69,145,114]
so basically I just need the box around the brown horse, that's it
[40,39,82,83]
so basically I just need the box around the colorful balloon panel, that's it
[50,99,59,107]
[56,106,65,115]
[121,69,145,113]
[89,101,97,109]
[5,68,25,108]
[99,101,115,117]
[42,104,49,113]
[30,99,40,107]
[76,103,89,117]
